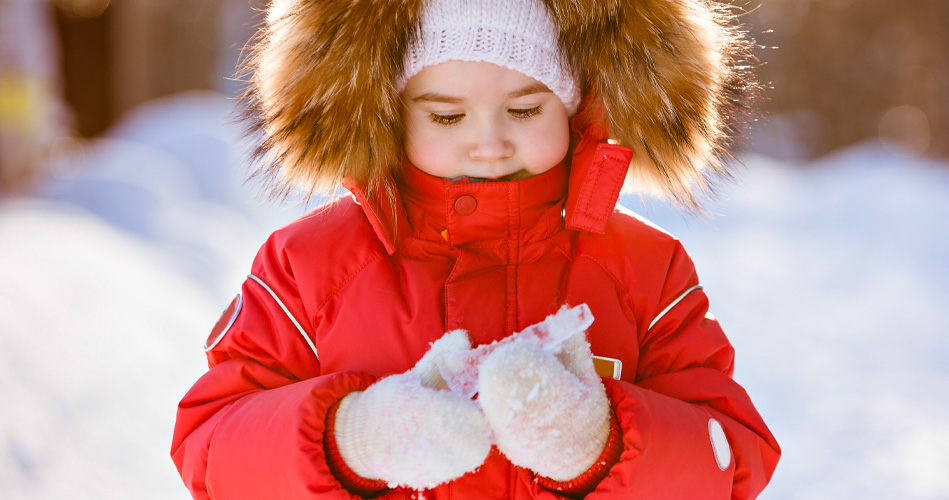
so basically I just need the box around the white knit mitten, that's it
[478,330,611,481]
[333,330,492,489]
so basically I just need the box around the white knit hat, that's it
[398,0,580,115]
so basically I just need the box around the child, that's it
[172,0,781,498]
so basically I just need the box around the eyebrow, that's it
[506,82,553,99]
[411,82,553,103]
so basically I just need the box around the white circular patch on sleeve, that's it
[708,418,731,471]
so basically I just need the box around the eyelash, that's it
[429,113,464,125]
[510,106,543,120]
[427,106,544,126]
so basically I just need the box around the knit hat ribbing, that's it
[398,0,580,115]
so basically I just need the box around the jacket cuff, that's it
[324,397,391,496]
[535,410,623,497]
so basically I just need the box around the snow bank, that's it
[1,92,305,499]
[39,91,308,302]
[622,146,949,499]
[0,200,214,499]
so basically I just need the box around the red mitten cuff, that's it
[324,398,390,496]
[535,410,623,497]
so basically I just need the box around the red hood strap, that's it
[564,111,633,234]
[344,180,408,256]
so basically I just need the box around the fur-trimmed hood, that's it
[241,0,758,210]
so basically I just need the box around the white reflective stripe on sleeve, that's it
[246,274,320,361]
[647,284,703,331]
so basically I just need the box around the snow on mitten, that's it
[478,330,611,481]
[333,330,492,489]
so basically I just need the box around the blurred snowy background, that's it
[1,1,947,499]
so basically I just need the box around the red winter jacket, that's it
[171,127,780,499]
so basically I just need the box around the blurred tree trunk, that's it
[53,4,112,137]
[110,0,221,123]
[51,0,221,139]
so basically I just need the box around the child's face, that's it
[401,61,570,181]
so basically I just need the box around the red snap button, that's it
[453,195,477,215]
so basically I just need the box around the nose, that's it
[469,120,514,162]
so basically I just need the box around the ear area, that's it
[544,0,760,212]
[241,0,427,200]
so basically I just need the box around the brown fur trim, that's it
[241,0,425,201]
[242,0,758,211]
[545,0,759,211]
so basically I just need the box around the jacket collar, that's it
[397,160,569,251]
[347,114,633,255]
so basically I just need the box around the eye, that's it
[509,106,543,120]
[429,113,464,125]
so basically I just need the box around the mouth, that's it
[459,167,531,182]
[499,169,531,181]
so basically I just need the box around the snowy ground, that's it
[1,91,946,499]
[628,149,949,499]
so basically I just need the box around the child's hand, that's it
[332,330,492,489]
[477,331,611,481]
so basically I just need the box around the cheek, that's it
[524,119,570,173]
[404,123,455,176]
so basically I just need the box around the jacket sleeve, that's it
[589,241,781,499]
[169,235,401,500]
